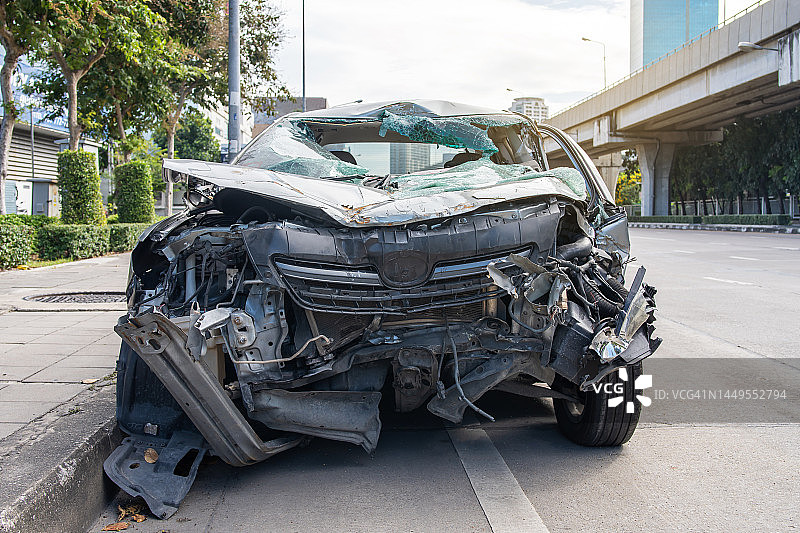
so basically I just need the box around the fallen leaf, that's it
[131,514,146,523]
[101,522,129,531]
[82,378,101,384]
[144,448,159,464]
[117,502,146,521]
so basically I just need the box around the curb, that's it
[628,222,800,234]
[0,387,121,533]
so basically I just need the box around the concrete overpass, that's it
[544,0,800,215]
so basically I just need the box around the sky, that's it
[269,0,756,115]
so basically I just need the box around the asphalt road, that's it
[89,228,800,533]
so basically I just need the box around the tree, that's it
[154,107,220,161]
[154,0,288,215]
[615,150,641,206]
[723,117,774,214]
[79,47,173,162]
[33,0,166,150]
[239,0,288,104]
[150,0,226,214]
[0,0,44,214]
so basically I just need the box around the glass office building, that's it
[630,0,719,71]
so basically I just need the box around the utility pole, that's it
[228,0,241,161]
[302,0,306,112]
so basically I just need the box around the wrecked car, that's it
[105,100,660,518]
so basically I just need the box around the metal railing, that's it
[551,0,772,117]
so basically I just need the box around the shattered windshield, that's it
[233,110,587,200]
[234,120,371,178]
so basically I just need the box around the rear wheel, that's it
[552,363,643,446]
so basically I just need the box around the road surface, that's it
[89,229,800,532]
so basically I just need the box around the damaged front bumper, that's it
[106,204,660,519]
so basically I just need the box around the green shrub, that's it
[701,214,791,225]
[0,214,60,227]
[114,161,155,223]
[628,215,702,224]
[628,214,791,225]
[0,225,35,269]
[58,150,105,225]
[37,224,110,260]
[109,223,151,252]
[106,214,120,224]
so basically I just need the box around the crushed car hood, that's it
[163,159,585,227]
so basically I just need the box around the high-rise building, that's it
[630,0,718,71]
[509,97,549,122]
[390,143,430,175]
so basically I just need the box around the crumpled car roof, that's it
[288,99,515,120]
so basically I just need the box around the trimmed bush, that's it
[0,215,60,255]
[58,150,106,225]
[0,225,35,269]
[109,223,151,252]
[629,214,791,225]
[628,215,702,224]
[0,214,60,227]
[115,161,155,223]
[701,214,791,225]
[37,224,110,260]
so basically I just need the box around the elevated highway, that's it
[544,0,800,215]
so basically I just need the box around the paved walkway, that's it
[0,254,129,440]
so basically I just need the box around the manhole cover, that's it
[24,292,127,304]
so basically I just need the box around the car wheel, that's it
[552,363,643,446]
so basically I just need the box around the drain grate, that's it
[24,292,127,304]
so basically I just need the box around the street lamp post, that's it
[581,37,607,89]
[302,0,306,112]
[228,0,241,161]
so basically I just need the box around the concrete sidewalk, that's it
[0,254,130,533]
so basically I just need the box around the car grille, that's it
[274,253,522,315]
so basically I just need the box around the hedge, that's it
[37,224,110,260]
[0,214,60,227]
[628,214,791,225]
[58,150,105,225]
[628,215,702,224]
[109,223,151,252]
[700,214,791,225]
[114,161,155,223]
[0,225,35,269]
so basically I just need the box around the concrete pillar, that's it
[592,152,624,198]
[636,142,675,216]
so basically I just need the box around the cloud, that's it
[271,0,630,114]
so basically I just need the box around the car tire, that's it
[552,363,643,446]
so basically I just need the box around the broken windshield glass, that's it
[235,120,370,178]
[386,159,588,199]
[377,111,526,153]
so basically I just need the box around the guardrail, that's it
[551,0,772,117]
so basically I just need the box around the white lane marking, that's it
[774,246,799,251]
[448,427,549,533]
[673,249,695,254]
[634,236,675,241]
[729,255,759,261]
[703,276,753,286]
